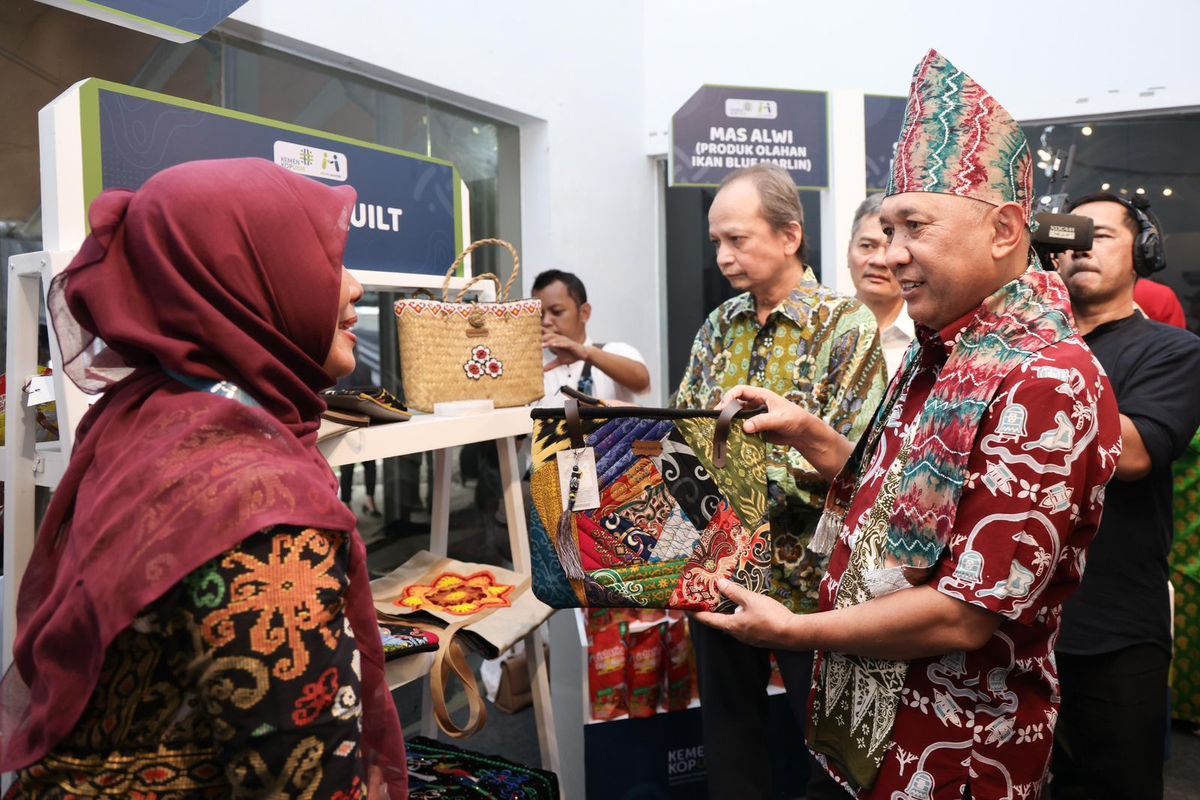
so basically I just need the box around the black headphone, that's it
[1067,192,1167,277]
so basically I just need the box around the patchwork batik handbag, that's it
[528,397,771,612]
[394,238,543,412]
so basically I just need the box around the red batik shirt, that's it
[811,317,1121,800]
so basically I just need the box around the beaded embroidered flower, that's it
[463,345,504,381]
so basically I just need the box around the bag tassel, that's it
[808,510,843,557]
[554,459,587,581]
[555,510,586,581]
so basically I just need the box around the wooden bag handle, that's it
[562,395,744,468]
[441,238,520,302]
[712,399,744,469]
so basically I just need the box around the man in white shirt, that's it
[532,269,650,404]
[847,193,914,378]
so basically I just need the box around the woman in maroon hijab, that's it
[0,158,407,798]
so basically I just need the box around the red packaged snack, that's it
[589,622,628,720]
[635,608,665,624]
[587,608,612,628]
[585,608,613,642]
[608,609,639,626]
[664,618,693,711]
[627,622,666,718]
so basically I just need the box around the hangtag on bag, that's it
[558,447,600,511]
[24,375,54,407]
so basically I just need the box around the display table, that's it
[318,408,559,773]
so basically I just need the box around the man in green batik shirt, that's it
[674,163,886,799]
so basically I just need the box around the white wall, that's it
[644,0,1200,150]
[228,0,1200,401]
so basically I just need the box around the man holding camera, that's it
[1050,193,1200,799]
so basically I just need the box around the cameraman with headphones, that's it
[1051,193,1200,799]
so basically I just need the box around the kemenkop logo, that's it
[273,141,348,182]
[725,98,778,120]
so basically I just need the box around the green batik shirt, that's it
[673,267,887,612]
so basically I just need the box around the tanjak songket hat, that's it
[888,49,1034,225]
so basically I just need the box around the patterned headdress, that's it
[888,49,1034,224]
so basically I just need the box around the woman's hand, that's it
[693,579,804,650]
[717,384,815,450]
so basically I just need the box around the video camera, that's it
[1030,145,1093,269]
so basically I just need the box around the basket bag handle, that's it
[452,273,504,303]
[440,238,520,302]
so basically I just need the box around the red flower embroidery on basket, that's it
[463,345,504,381]
[396,571,514,616]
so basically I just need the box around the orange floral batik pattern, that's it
[397,571,514,616]
[200,527,344,680]
[8,526,369,800]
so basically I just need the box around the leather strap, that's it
[578,343,604,391]
[712,400,743,469]
[423,572,533,738]
[431,618,488,738]
[563,396,585,450]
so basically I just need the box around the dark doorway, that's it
[1023,110,1200,332]
[663,177,822,396]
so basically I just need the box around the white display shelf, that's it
[385,651,437,690]
[0,444,65,489]
[318,407,534,466]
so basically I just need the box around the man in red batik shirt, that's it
[696,49,1122,800]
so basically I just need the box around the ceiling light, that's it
[1163,187,1174,197]
[1119,188,1129,195]
[1037,148,1052,161]
[1081,125,1093,136]
[1037,161,1048,170]
[1101,182,1111,190]
[1136,187,1146,195]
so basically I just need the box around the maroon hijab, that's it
[0,158,407,797]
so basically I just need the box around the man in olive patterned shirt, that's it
[674,163,887,798]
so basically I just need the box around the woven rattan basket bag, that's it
[395,239,543,412]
